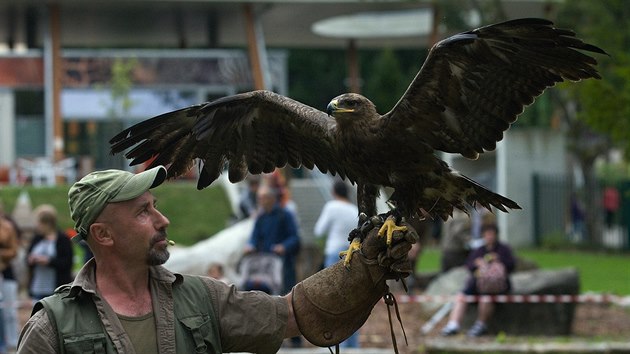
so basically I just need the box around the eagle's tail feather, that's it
[457,174,521,213]
[406,174,520,221]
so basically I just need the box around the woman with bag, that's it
[441,219,515,337]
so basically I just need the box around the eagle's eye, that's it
[345,99,359,107]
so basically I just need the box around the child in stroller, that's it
[239,252,284,295]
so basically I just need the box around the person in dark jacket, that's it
[27,205,74,300]
[244,184,301,295]
[441,219,515,337]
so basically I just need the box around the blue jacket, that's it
[249,204,300,293]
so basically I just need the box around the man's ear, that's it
[89,222,114,246]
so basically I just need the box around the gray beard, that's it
[147,232,170,265]
[148,248,170,266]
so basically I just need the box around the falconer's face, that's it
[94,191,171,265]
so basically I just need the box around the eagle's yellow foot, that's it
[340,237,362,268]
[377,215,407,246]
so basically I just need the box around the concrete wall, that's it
[499,128,567,247]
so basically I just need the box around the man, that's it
[17,166,416,353]
[244,184,300,295]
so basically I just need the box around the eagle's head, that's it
[326,93,377,122]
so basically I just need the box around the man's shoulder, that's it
[19,307,58,352]
[177,275,236,309]
[180,274,228,294]
[29,303,53,324]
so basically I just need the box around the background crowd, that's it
[4,167,618,351]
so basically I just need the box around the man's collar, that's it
[64,259,183,299]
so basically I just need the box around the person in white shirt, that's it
[313,180,360,348]
[314,180,359,268]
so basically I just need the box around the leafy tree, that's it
[288,49,347,110]
[363,49,422,114]
[436,0,627,245]
[107,58,137,119]
[100,58,137,169]
[557,1,630,156]
[552,1,629,244]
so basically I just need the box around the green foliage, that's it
[107,58,138,118]
[557,1,630,156]
[288,49,347,109]
[513,95,555,129]
[0,182,232,246]
[362,49,411,114]
[288,48,425,114]
[598,161,630,186]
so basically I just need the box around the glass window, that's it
[14,90,45,157]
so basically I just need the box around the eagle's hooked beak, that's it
[326,100,337,116]
[327,99,354,116]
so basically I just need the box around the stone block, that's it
[462,267,579,335]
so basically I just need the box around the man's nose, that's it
[154,210,170,229]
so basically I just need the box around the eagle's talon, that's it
[377,215,407,246]
[340,237,362,268]
[360,220,375,235]
[370,215,383,226]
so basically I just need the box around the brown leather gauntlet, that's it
[291,218,417,347]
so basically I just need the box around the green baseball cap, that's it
[68,166,167,242]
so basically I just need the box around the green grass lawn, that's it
[518,249,630,295]
[1,181,232,246]
[416,247,630,295]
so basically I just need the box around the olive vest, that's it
[32,275,221,354]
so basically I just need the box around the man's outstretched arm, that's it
[283,216,418,346]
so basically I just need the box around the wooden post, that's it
[244,4,266,90]
[50,3,64,163]
[346,39,360,93]
[429,1,441,47]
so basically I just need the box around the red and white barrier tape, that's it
[5,295,626,311]
[395,294,624,305]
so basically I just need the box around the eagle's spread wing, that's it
[381,18,606,159]
[110,91,344,189]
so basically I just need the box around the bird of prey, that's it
[110,18,605,263]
